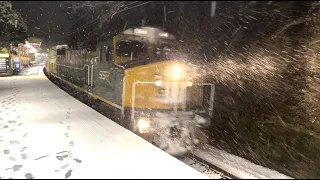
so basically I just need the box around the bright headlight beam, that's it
[173,65,181,72]
[138,119,150,130]
[172,72,181,80]
[171,65,182,81]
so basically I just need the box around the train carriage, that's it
[46,27,215,156]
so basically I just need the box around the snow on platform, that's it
[0,74,209,179]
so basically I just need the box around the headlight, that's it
[137,118,150,133]
[155,80,162,86]
[172,65,182,81]
[163,64,190,82]
[173,65,181,72]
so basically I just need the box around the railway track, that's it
[181,155,235,179]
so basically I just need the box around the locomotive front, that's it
[117,27,215,156]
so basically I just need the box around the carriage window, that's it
[116,40,145,60]
[57,49,66,55]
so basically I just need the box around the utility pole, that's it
[211,1,217,17]
[163,1,167,29]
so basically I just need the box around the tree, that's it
[0,1,28,48]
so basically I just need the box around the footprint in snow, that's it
[56,150,68,155]
[69,141,74,147]
[35,155,49,160]
[25,173,35,179]
[56,154,68,161]
[12,165,23,172]
[20,147,27,153]
[73,158,82,163]
[60,164,69,170]
[8,120,17,124]
[65,170,72,179]
[21,153,27,159]
[10,140,20,145]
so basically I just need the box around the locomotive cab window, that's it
[114,40,145,65]
[57,49,66,56]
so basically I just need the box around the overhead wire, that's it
[64,7,94,32]
[66,1,152,36]
[66,1,140,35]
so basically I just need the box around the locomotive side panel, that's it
[92,42,124,109]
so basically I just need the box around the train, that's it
[44,26,215,156]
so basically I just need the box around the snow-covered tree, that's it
[0,1,28,48]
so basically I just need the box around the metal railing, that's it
[50,63,92,86]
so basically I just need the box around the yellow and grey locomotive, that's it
[46,27,215,156]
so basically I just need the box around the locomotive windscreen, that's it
[116,40,146,60]
[115,37,182,68]
[152,39,181,61]
[57,49,66,56]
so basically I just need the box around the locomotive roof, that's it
[56,44,69,49]
[122,27,176,40]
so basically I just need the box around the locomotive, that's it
[45,27,215,156]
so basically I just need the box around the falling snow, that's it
[4,1,320,179]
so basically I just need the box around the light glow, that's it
[172,72,181,80]
[155,80,162,86]
[138,118,150,133]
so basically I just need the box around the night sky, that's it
[11,1,72,48]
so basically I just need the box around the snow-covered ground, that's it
[18,65,44,76]
[0,74,208,179]
[193,145,293,179]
